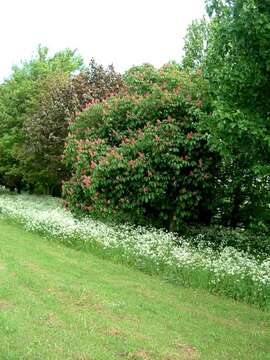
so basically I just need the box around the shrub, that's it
[183,225,270,259]
[63,64,219,230]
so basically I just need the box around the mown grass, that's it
[0,218,270,360]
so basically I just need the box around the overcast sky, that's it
[0,0,205,81]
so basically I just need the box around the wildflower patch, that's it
[0,193,269,308]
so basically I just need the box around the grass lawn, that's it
[0,218,269,360]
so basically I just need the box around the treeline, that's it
[0,0,269,234]
[0,48,122,195]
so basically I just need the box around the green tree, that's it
[201,0,270,230]
[0,46,83,192]
[20,58,123,195]
[20,72,78,195]
[182,18,208,70]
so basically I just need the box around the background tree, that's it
[20,72,78,195]
[0,50,123,195]
[182,17,208,70]
[206,0,270,231]
[0,46,83,192]
[181,0,270,231]
[73,58,124,103]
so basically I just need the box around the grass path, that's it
[0,219,269,360]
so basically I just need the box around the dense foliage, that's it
[0,47,82,193]
[19,72,78,195]
[0,50,123,195]
[182,18,208,70]
[181,0,270,232]
[203,0,270,231]
[0,0,269,252]
[63,64,219,230]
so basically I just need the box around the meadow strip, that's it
[0,193,269,307]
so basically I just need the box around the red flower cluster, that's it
[82,176,92,188]
[90,161,97,169]
[107,148,123,160]
[128,160,136,167]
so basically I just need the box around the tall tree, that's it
[201,0,270,229]
[182,17,208,70]
[20,72,79,195]
[0,47,83,192]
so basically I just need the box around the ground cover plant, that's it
[0,193,269,309]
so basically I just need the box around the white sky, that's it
[0,0,205,81]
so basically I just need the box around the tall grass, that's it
[0,193,269,308]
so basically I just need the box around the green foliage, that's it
[205,0,270,230]
[63,64,219,230]
[20,72,78,195]
[0,50,123,195]
[123,63,162,94]
[182,0,270,231]
[0,0,268,242]
[0,46,83,192]
[205,0,270,114]
[184,225,270,259]
[182,18,208,70]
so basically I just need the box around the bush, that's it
[183,225,270,259]
[63,64,220,230]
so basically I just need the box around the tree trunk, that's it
[230,184,242,228]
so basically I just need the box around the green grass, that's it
[0,218,269,360]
